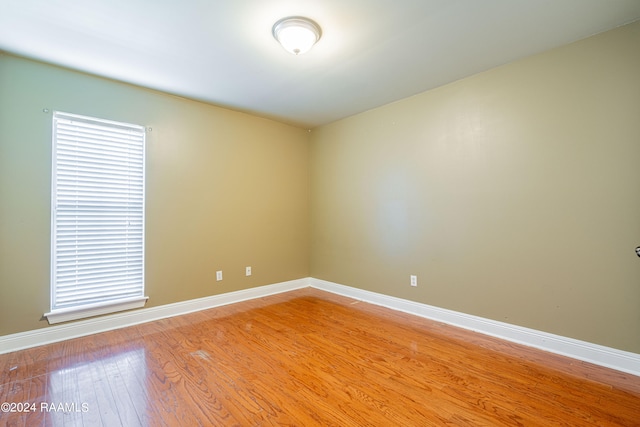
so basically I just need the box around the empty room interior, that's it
[1,1,640,425]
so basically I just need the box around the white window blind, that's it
[48,111,147,323]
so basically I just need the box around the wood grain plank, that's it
[0,288,638,426]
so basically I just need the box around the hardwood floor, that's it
[1,288,639,426]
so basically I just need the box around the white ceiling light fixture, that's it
[272,16,322,55]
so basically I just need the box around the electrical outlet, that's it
[410,275,417,287]
[246,266,252,276]
[216,270,223,281]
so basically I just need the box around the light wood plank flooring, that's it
[1,288,639,426]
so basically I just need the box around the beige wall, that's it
[0,54,310,336]
[1,22,639,354]
[310,22,640,353]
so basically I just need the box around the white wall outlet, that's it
[216,270,223,281]
[246,266,252,276]
[410,275,417,287]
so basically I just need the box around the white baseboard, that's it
[0,278,309,355]
[310,278,640,377]
[3,276,638,378]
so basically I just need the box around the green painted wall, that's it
[0,55,310,336]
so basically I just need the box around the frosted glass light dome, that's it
[272,16,322,55]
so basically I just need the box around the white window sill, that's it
[44,296,149,325]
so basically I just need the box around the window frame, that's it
[45,111,148,324]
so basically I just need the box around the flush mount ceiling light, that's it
[272,16,322,55]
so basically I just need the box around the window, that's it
[46,112,147,324]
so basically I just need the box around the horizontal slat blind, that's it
[51,111,145,311]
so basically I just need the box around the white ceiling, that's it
[1,1,639,129]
